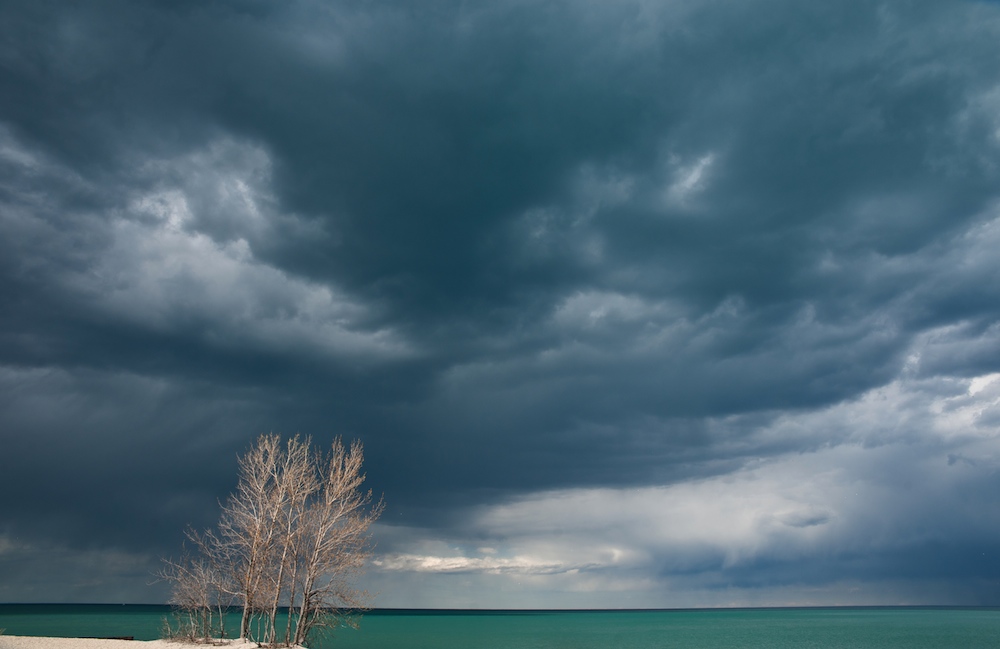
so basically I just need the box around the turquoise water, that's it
[1,605,998,648]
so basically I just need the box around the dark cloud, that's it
[2,0,1000,605]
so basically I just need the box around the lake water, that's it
[1,605,998,648]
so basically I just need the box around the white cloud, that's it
[551,290,676,330]
[373,553,591,575]
[372,369,1000,605]
[665,152,716,205]
[91,201,408,361]
[1,130,414,363]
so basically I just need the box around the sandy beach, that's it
[0,638,303,649]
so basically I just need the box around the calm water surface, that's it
[1,605,998,648]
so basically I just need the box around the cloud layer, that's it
[368,371,1000,607]
[2,0,1000,606]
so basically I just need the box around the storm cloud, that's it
[2,0,1000,607]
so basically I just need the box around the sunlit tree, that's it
[163,434,382,646]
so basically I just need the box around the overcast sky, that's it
[3,0,1000,608]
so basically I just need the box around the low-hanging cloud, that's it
[369,370,1000,606]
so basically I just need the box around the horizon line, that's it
[2,603,998,612]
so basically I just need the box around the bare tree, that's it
[262,436,316,646]
[215,433,282,641]
[159,529,233,641]
[290,439,383,645]
[164,433,382,647]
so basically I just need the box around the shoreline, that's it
[0,638,304,649]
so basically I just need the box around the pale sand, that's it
[0,638,303,649]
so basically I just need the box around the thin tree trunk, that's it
[267,546,288,645]
[283,556,298,646]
